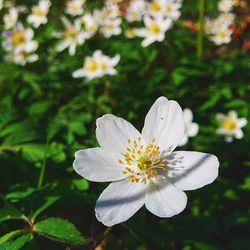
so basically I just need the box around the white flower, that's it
[73,97,219,226]
[3,7,18,29]
[2,23,38,54]
[216,111,247,142]
[72,50,120,80]
[210,27,232,45]
[217,12,235,26]
[65,0,85,16]
[81,13,98,38]
[5,50,38,65]
[27,0,51,28]
[164,0,182,21]
[99,18,122,38]
[55,17,86,56]
[124,27,140,38]
[179,108,199,146]
[147,0,166,17]
[125,0,146,22]
[218,0,234,12]
[138,16,172,47]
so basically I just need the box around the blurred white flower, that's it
[99,18,122,38]
[210,28,232,45]
[72,50,120,80]
[125,27,140,38]
[125,0,146,22]
[5,50,39,65]
[81,13,98,38]
[0,0,3,10]
[65,0,85,16]
[164,0,182,20]
[73,97,219,226]
[3,7,18,29]
[218,0,234,12]
[147,0,166,17]
[55,17,86,56]
[2,23,38,54]
[27,0,51,28]
[179,108,199,146]
[216,111,247,142]
[138,16,172,47]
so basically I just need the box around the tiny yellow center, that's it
[150,2,161,13]
[119,137,166,183]
[149,23,161,35]
[222,118,237,131]
[69,4,78,13]
[166,5,172,13]
[218,31,227,39]
[11,31,26,46]
[33,7,46,16]
[84,60,98,73]
[64,28,78,40]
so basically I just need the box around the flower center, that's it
[119,137,166,183]
[218,31,227,39]
[222,118,237,131]
[149,23,161,35]
[150,2,161,13]
[84,60,98,73]
[64,28,78,40]
[11,31,26,46]
[33,7,46,17]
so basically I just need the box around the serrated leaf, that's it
[0,233,33,250]
[0,204,25,223]
[33,217,86,245]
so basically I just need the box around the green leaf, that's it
[0,233,33,250]
[71,179,89,191]
[33,217,86,245]
[31,196,60,222]
[0,204,25,223]
[0,230,23,244]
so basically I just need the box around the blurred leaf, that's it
[0,204,25,223]
[71,179,89,191]
[0,230,23,244]
[33,217,86,245]
[0,233,33,250]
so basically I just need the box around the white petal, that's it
[187,123,199,137]
[141,97,185,154]
[73,148,126,182]
[72,68,85,78]
[69,43,76,56]
[96,114,141,153]
[95,179,146,226]
[216,113,225,121]
[178,134,188,146]
[238,118,247,128]
[145,178,187,218]
[229,111,237,119]
[234,129,243,139]
[183,108,193,123]
[57,40,69,52]
[168,151,219,191]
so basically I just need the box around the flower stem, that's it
[196,0,205,60]
[37,135,50,189]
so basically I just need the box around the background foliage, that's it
[0,0,250,249]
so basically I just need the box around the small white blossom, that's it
[218,0,234,12]
[54,17,87,56]
[210,27,232,45]
[125,0,146,22]
[72,50,120,80]
[27,0,51,28]
[3,7,18,29]
[179,108,199,146]
[216,111,247,142]
[138,16,172,47]
[73,97,219,226]
[99,18,122,38]
[81,13,98,38]
[5,50,39,65]
[65,0,85,16]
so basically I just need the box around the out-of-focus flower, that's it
[5,50,39,65]
[218,0,234,12]
[65,0,85,16]
[99,18,122,38]
[125,0,146,22]
[183,20,199,32]
[125,27,140,38]
[81,14,98,38]
[2,23,38,54]
[72,50,120,80]
[73,97,219,226]
[179,108,199,146]
[210,27,232,45]
[27,0,51,28]
[147,0,166,17]
[0,0,3,10]
[216,111,248,142]
[138,16,172,47]
[54,17,86,56]
[3,7,18,29]
[164,0,182,20]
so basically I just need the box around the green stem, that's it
[196,0,205,60]
[37,136,50,189]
